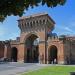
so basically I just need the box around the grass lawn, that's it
[22,65,75,75]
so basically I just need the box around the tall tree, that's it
[0,0,66,22]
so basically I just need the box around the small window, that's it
[30,22,32,27]
[27,22,29,27]
[33,21,35,25]
[43,19,45,24]
[39,20,41,24]
[36,20,38,24]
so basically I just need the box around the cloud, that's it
[64,27,73,32]
[8,32,20,40]
[54,23,75,35]
[0,26,7,36]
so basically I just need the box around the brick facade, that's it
[0,13,75,64]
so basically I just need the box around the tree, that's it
[0,0,66,22]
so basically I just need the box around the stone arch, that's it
[11,47,18,62]
[48,45,58,64]
[24,33,39,63]
[24,32,40,42]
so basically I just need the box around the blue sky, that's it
[0,0,75,40]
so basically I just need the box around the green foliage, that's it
[0,0,66,22]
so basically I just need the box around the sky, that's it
[0,0,75,41]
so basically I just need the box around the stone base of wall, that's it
[58,61,65,64]
[18,60,24,63]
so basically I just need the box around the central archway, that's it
[11,47,18,62]
[48,45,58,64]
[25,34,39,63]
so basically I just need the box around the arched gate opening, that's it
[25,34,39,63]
[48,45,58,64]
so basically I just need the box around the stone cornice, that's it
[10,40,46,45]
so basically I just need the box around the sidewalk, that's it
[0,63,44,75]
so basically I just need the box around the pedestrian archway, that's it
[11,47,18,62]
[25,34,39,63]
[48,45,58,64]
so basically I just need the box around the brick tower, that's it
[16,13,55,63]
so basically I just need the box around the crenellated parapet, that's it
[10,37,20,45]
[0,41,4,45]
[18,13,55,33]
[48,36,59,41]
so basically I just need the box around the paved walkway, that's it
[0,62,44,75]
[0,62,75,75]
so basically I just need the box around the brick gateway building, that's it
[0,13,75,64]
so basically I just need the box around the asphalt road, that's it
[0,62,43,75]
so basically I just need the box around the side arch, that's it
[11,47,18,62]
[48,45,58,64]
